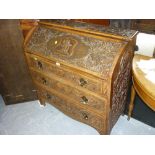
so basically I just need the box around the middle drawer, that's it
[31,69,106,112]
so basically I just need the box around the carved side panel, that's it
[110,46,133,128]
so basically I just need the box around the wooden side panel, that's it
[109,39,135,130]
[0,19,37,104]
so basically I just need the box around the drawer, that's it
[26,53,107,95]
[31,70,106,112]
[37,88,105,134]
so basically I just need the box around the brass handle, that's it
[79,78,87,87]
[37,61,43,69]
[41,77,47,85]
[82,113,88,120]
[80,96,88,104]
[46,93,51,99]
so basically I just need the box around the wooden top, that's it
[39,20,138,41]
[25,23,127,78]
[133,54,155,109]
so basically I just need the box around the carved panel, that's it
[111,48,133,128]
[47,36,88,58]
[26,25,124,75]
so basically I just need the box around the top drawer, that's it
[26,53,107,95]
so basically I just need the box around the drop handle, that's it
[37,61,43,69]
[79,78,87,86]
[41,77,47,85]
[46,93,51,100]
[80,96,88,104]
[82,113,88,120]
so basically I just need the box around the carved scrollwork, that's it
[111,48,132,128]
[27,26,123,75]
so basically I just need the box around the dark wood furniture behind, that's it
[0,20,37,104]
[24,20,138,134]
[73,19,110,26]
[131,19,155,34]
[40,19,110,27]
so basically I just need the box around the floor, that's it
[0,95,155,135]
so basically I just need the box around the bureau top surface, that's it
[25,23,127,78]
[40,20,137,39]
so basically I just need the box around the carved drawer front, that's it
[26,53,107,95]
[37,88,105,134]
[31,70,106,112]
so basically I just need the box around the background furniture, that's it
[73,19,110,26]
[110,19,131,29]
[131,19,155,34]
[128,54,155,119]
[0,20,37,104]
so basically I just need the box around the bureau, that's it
[24,20,138,134]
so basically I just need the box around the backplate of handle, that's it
[46,93,51,99]
[82,113,88,120]
[79,78,87,86]
[41,77,47,85]
[80,96,88,104]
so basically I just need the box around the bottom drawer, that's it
[37,88,106,134]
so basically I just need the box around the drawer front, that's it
[37,88,105,134]
[26,54,107,95]
[31,70,106,112]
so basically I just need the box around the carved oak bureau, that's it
[24,20,138,134]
